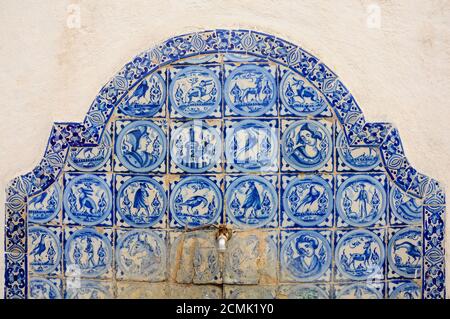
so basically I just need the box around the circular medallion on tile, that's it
[65,228,112,278]
[120,73,166,117]
[336,283,382,299]
[279,284,328,299]
[116,176,167,227]
[28,226,61,275]
[388,227,422,278]
[390,281,421,299]
[224,65,276,116]
[336,175,386,227]
[283,175,333,226]
[115,120,166,173]
[281,231,332,281]
[337,131,380,171]
[65,280,112,299]
[68,132,112,171]
[28,183,61,224]
[29,278,61,299]
[169,66,221,118]
[170,176,222,228]
[335,229,385,280]
[225,176,277,228]
[281,120,332,171]
[280,71,327,116]
[225,120,278,172]
[63,174,112,226]
[390,186,422,224]
[116,230,166,280]
[170,121,221,173]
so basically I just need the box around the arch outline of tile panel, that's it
[4,29,445,299]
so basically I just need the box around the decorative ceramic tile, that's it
[169,231,222,284]
[335,129,382,172]
[277,284,331,299]
[63,173,113,226]
[279,66,331,117]
[28,277,62,299]
[334,228,385,281]
[387,227,422,279]
[224,119,278,173]
[28,225,62,276]
[28,182,62,225]
[335,174,387,228]
[118,69,167,118]
[225,175,278,228]
[64,279,114,299]
[4,29,445,299]
[169,175,223,228]
[169,119,222,173]
[387,280,422,299]
[223,231,278,284]
[389,184,423,225]
[64,227,114,280]
[224,63,277,117]
[115,174,167,228]
[115,229,167,282]
[66,129,112,172]
[280,119,334,172]
[169,65,222,118]
[333,282,384,299]
[114,119,167,173]
[280,230,332,282]
[280,174,334,228]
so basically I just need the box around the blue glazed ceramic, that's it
[335,229,385,280]
[390,281,421,299]
[28,278,61,299]
[116,176,167,227]
[170,66,221,118]
[282,120,332,171]
[225,175,278,228]
[63,174,112,226]
[5,30,445,299]
[170,120,221,173]
[120,73,166,117]
[64,228,112,278]
[335,283,382,299]
[68,132,112,171]
[282,175,333,227]
[28,183,61,224]
[388,227,422,278]
[116,229,166,281]
[225,119,278,172]
[224,64,276,116]
[281,231,332,281]
[115,120,167,173]
[390,185,422,224]
[170,176,222,228]
[336,131,381,171]
[280,70,326,116]
[28,226,61,275]
[336,175,386,227]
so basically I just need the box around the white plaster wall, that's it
[0,0,449,298]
